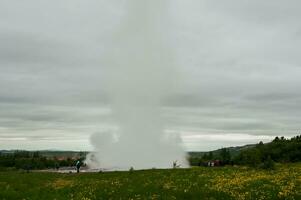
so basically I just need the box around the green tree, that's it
[220,148,231,164]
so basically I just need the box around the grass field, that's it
[0,164,300,200]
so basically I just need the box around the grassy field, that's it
[0,164,300,200]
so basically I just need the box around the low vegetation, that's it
[0,163,300,200]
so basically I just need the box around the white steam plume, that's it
[86,0,188,170]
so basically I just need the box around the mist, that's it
[86,0,188,170]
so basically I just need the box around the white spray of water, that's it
[86,0,188,170]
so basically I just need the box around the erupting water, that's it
[86,0,188,170]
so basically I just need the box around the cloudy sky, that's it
[0,0,301,151]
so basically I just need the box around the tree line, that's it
[189,135,301,169]
[0,151,85,171]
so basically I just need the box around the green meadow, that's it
[0,163,300,200]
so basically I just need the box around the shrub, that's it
[260,156,275,170]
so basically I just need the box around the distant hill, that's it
[188,144,256,158]
[188,135,301,167]
[1,135,300,170]
[235,135,301,166]
[1,145,256,159]
[1,144,258,159]
[0,150,88,159]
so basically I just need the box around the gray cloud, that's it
[0,0,301,151]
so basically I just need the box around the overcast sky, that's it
[1,0,301,151]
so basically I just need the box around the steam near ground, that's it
[85,0,189,170]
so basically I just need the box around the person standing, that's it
[76,160,81,173]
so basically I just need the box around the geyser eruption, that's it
[86,0,188,170]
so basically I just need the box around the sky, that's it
[0,0,301,151]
